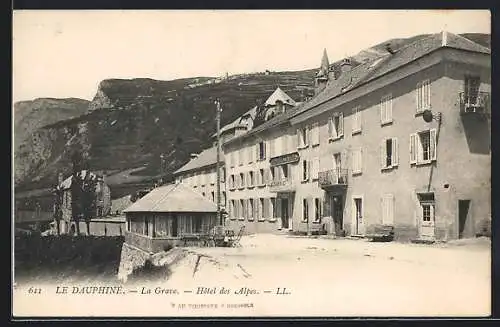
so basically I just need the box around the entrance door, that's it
[353,197,363,235]
[281,198,289,229]
[331,195,344,235]
[420,202,435,239]
[458,200,471,239]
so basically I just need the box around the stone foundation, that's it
[117,243,151,282]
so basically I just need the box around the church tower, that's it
[314,48,330,94]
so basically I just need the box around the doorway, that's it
[353,197,363,235]
[331,195,344,235]
[458,200,471,239]
[281,198,289,229]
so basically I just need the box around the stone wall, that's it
[117,242,151,282]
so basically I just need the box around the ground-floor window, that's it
[302,198,309,222]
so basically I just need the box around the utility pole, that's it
[215,99,223,226]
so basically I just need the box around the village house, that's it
[223,31,490,241]
[56,170,112,234]
[123,182,218,253]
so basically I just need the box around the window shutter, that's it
[416,82,422,113]
[387,96,393,122]
[296,129,301,148]
[341,150,347,171]
[338,112,344,137]
[287,164,293,181]
[380,99,385,123]
[306,126,311,146]
[276,198,282,219]
[269,139,276,158]
[312,157,319,179]
[255,144,259,161]
[409,134,417,164]
[328,117,333,138]
[426,80,431,109]
[253,198,259,219]
[392,137,399,166]
[263,141,267,159]
[359,149,363,173]
[380,140,386,168]
[430,129,437,161]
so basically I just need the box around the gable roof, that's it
[224,31,489,146]
[213,106,258,138]
[123,183,217,213]
[291,31,490,119]
[264,87,297,107]
[58,170,101,190]
[174,146,224,175]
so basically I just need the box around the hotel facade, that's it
[223,32,491,241]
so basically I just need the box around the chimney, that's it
[340,58,353,75]
[190,153,199,159]
[385,43,396,55]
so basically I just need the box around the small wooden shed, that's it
[123,182,218,253]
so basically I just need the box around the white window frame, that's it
[381,137,399,170]
[416,80,431,114]
[311,157,320,180]
[313,198,322,223]
[351,106,362,135]
[302,160,310,182]
[352,148,363,175]
[380,94,393,125]
[248,199,254,221]
[239,199,246,221]
[258,168,265,186]
[258,198,265,221]
[302,198,309,222]
[311,123,320,146]
[239,173,245,189]
[297,126,309,149]
[329,112,344,141]
[248,171,254,188]
[410,129,437,166]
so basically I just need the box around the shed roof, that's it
[123,183,217,213]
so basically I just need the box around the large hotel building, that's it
[177,31,490,242]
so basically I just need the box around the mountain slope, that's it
[14,98,90,152]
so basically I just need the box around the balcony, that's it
[318,169,348,190]
[268,178,295,193]
[459,92,490,116]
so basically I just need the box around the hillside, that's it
[13,32,490,193]
[14,98,90,153]
[14,71,317,190]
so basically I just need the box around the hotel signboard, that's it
[269,152,300,167]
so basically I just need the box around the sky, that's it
[12,10,490,103]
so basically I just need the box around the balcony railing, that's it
[459,91,490,115]
[268,178,295,193]
[318,169,348,189]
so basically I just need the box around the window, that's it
[263,198,269,219]
[464,76,481,104]
[222,192,226,206]
[297,127,309,148]
[259,168,265,186]
[220,168,226,183]
[416,80,431,113]
[281,164,289,179]
[381,137,398,169]
[311,157,320,180]
[270,198,277,219]
[302,198,309,222]
[380,94,393,125]
[202,192,206,197]
[258,198,265,221]
[410,130,437,165]
[239,173,245,188]
[311,123,320,146]
[234,150,239,167]
[230,200,236,219]
[247,146,254,164]
[239,149,245,166]
[418,193,435,223]
[211,192,215,202]
[352,148,363,175]
[248,199,254,220]
[314,198,322,222]
[240,199,246,220]
[302,160,310,181]
[381,194,395,225]
[329,113,344,140]
[352,107,362,134]
[257,141,266,160]
[230,174,235,189]
[248,171,254,187]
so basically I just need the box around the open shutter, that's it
[338,112,344,137]
[359,149,363,173]
[306,126,311,146]
[392,137,399,166]
[255,144,260,161]
[269,139,276,158]
[409,133,417,164]
[328,117,333,138]
[430,129,437,161]
[380,99,385,123]
[387,96,393,122]
[380,140,386,168]
[296,129,301,148]
[416,82,421,113]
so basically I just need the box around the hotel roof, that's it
[173,146,224,175]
